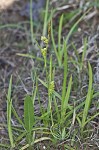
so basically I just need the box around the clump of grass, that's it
[0,1,99,149]
[2,20,98,150]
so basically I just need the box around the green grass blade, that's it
[93,92,99,98]
[43,0,49,36]
[76,116,82,127]
[15,132,27,144]
[61,76,72,122]
[24,95,35,132]
[53,95,60,123]
[7,75,12,101]
[51,19,60,65]
[81,62,93,131]
[49,55,53,83]
[58,14,63,61]
[0,24,25,30]
[17,53,44,62]
[80,37,87,70]
[81,38,87,63]
[12,106,25,128]
[65,8,92,44]
[7,75,15,148]
[61,41,68,109]
[47,56,54,125]
[84,112,99,126]
[30,0,34,45]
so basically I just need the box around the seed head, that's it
[41,36,48,44]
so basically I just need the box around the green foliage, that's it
[61,75,72,124]
[6,36,98,148]
[1,1,99,149]
[81,62,93,132]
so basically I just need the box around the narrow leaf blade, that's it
[24,95,35,132]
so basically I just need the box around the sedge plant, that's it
[1,4,99,149]
[4,20,99,149]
